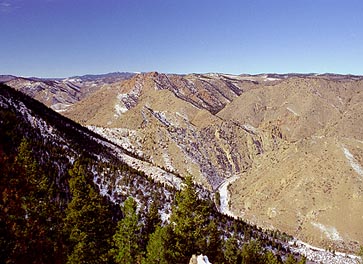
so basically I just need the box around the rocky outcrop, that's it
[189,254,198,264]
[189,254,212,264]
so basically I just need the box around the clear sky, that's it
[0,0,362,77]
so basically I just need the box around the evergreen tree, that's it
[110,197,142,264]
[162,224,180,263]
[215,191,221,208]
[142,226,168,264]
[205,220,224,262]
[166,175,212,263]
[1,139,63,263]
[284,254,297,264]
[1,139,31,263]
[65,160,114,264]
[265,251,281,264]
[297,255,307,264]
[240,240,265,264]
[144,198,162,238]
[358,246,363,264]
[224,234,240,264]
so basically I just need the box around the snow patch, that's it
[87,126,143,156]
[264,77,279,81]
[286,107,299,116]
[160,210,171,223]
[114,103,128,116]
[114,93,129,117]
[342,145,363,177]
[176,111,189,121]
[311,222,343,241]
[162,152,175,172]
[153,111,173,126]
[338,97,344,105]
[289,240,359,264]
[86,126,183,190]
[218,175,240,217]
[52,103,72,112]
[242,123,257,134]
[63,78,82,83]
[0,95,9,108]
[120,153,183,190]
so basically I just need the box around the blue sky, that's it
[0,0,362,77]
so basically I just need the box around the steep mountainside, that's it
[4,71,363,259]
[63,72,268,189]
[218,77,363,251]
[0,83,319,264]
[0,82,180,221]
[59,72,363,253]
[0,83,193,263]
[63,72,261,125]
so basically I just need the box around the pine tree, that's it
[358,246,363,264]
[65,160,114,264]
[1,139,63,263]
[224,234,240,264]
[265,251,281,264]
[240,240,265,264]
[284,254,297,264]
[110,197,142,264]
[214,191,221,208]
[144,198,162,238]
[162,224,180,263]
[205,220,223,262]
[0,139,31,263]
[142,226,168,264]
[166,175,212,263]
[297,255,307,264]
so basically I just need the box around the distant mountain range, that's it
[0,72,136,112]
[1,71,363,261]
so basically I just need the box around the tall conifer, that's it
[110,197,142,264]
[65,160,114,264]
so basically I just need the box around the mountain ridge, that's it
[3,71,363,256]
[2,82,328,263]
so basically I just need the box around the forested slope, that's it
[0,83,309,263]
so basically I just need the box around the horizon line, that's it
[2,70,363,79]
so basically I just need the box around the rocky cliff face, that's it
[6,71,363,252]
